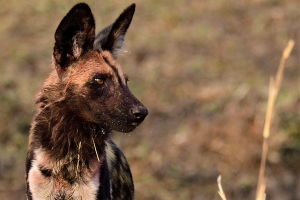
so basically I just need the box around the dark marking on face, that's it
[39,165,52,177]
[102,56,125,87]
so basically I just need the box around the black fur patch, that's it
[39,165,52,177]
[97,157,112,200]
[54,3,95,68]
[107,140,134,199]
[94,4,135,58]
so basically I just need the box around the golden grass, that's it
[218,39,295,200]
[92,137,101,162]
[217,175,227,200]
[255,39,295,200]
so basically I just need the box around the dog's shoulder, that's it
[105,140,134,199]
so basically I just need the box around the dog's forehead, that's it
[75,52,112,75]
[71,51,126,84]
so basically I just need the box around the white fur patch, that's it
[28,148,101,200]
[112,36,127,58]
[106,141,116,170]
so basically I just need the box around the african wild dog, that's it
[26,3,148,200]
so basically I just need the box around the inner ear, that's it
[94,4,135,58]
[54,3,95,69]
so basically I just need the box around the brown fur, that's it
[26,3,147,200]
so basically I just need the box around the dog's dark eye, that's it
[94,78,104,85]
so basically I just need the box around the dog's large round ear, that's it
[93,4,135,59]
[54,3,95,70]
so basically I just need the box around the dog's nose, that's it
[130,106,148,121]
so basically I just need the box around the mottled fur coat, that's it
[26,3,148,200]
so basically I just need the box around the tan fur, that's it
[46,51,125,91]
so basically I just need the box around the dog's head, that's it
[49,3,147,133]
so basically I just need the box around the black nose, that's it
[130,106,148,121]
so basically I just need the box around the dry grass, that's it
[256,40,295,200]
[218,40,295,200]
[218,175,227,200]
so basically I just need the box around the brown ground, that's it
[0,0,299,199]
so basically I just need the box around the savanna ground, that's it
[0,0,299,199]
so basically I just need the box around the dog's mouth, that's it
[129,122,139,126]
[128,120,144,127]
[130,116,147,126]
[96,106,148,133]
[112,118,146,133]
[115,106,148,132]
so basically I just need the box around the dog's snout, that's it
[130,106,148,120]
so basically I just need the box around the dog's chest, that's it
[28,148,102,200]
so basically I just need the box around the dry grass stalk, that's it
[217,40,295,200]
[255,40,295,200]
[76,141,82,177]
[92,137,101,162]
[217,175,227,200]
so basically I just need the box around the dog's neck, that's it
[31,81,110,159]
[30,102,110,186]
[30,90,110,169]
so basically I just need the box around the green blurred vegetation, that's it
[0,0,299,199]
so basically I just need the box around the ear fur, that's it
[53,3,95,69]
[94,4,135,58]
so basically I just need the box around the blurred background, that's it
[0,0,299,199]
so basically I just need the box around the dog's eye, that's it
[94,78,104,85]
